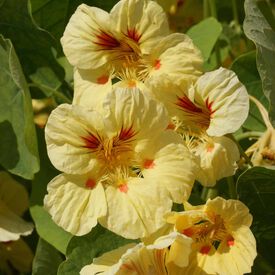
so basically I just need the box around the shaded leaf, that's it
[58,225,136,275]
[237,167,275,240]
[231,51,269,131]
[187,17,222,61]
[32,238,63,275]
[243,0,275,126]
[0,0,64,80]
[0,36,39,179]
[30,205,72,255]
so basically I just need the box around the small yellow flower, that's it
[80,232,192,275]
[165,197,257,275]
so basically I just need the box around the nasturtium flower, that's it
[45,88,197,238]
[165,197,257,275]
[62,0,203,89]
[151,67,249,137]
[0,172,33,242]
[80,232,192,275]
[0,172,33,274]
[185,134,240,187]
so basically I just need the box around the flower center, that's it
[181,214,234,252]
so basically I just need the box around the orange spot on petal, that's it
[127,80,136,87]
[206,146,214,153]
[97,75,109,84]
[143,159,155,169]
[227,237,235,247]
[166,122,176,130]
[200,245,211,255]
[154,59,161,70]
[119,184,128,193]
[85,179,96,189]
[182,227,193,237]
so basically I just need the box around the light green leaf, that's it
[187,17,222,61]
[32,238,63,275]
[231,51,269,131]
[0,36,39,179]
[243,0,275,126]
[237,167,275,240]
[58,225,136,275]
[30,205,72,254]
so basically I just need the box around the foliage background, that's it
[0,0,275,274]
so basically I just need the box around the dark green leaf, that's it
[31,0,119,40]
[187,17,222,62]
[32,238,63,275]
[243,0,275,126]
[231,51,269,131]
[0,36,39,179]
[30,206,72,254]
[0,0,64,80]
[237,167,275,240]
[58,225,136,275]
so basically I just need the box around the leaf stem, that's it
[227,176,237,199]
[201,186,218,201]
[203,0,210,18]
[28,83,72,104]
[235,131,263,141]
[231,0,239,25]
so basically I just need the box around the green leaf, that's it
[231,51,269,131]
[58,225,136,275]
[0,36,39,179]
[0,0,64,80]
[243,0,275,126]
[187,17,222,62]
[237,167,275,240]
[30,205,72,254]
[31,0,119,40]
[32,238,64,275]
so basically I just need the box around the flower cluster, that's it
[44,0,257,274]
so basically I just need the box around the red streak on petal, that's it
[200,245,211,255]
[97,75,109,84]
[143,159,155,169]
[182,227,194,237]
[95,31,120,49]
[119,125,136,142]
[154,59,161,70]
[127,28,141,42]
[82,133,101,150]
[85,179,96,189]
[227,237,235,247]
[119,184,128,193]
[176,95,203,113]
[206,97,216,117]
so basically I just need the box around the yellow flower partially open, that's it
[45,89,197,238]
[80,232,192,274]
[165,197,257,275]
[152,67,249,137]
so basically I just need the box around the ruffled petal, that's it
[44,173,107,236]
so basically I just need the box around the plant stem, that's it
[235,131,263,141]
[201,186,218,201]
[231,0,239,25]
[203,0,210,18]
[208,0,217,18]
[228,134,254,167]
[227,176,237,199]
[28,83,72,104]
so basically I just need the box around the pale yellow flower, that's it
[185,134,240,187]
[80,232,192,275]
[0,172,33,242]
[0,172,33,274]
[165,197,257,275]
[45,89,197,238]
[152,67,249,137]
